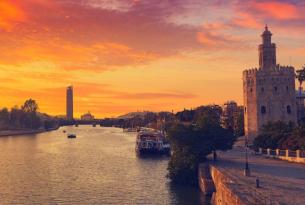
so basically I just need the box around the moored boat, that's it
[123,127,138,132]
[135,130,170,156]
[67,134,76,138]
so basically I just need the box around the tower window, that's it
[245,107,247,113]
[261,106,266,114]
[274,86,277,92]
[287,105,291,114]
[250,88,253,93]
[286,86,289,91]
[261,87,264,92]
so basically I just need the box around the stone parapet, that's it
[257,148,305,164]
[243,65,294,77]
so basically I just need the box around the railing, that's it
[257,148,305,164]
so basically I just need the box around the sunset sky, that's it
[0,0,305,118]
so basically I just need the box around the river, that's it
[0,126,210,204]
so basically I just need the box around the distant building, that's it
[243,26,297,140]
[81,111,94,121]
[221,101,244,137]
[66,86,73,120]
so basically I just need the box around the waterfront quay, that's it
[199,138,305,205]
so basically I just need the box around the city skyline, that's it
[1,1,305,118]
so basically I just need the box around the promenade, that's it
[213,138,305,205]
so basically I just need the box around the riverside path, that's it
[211,137,305,205]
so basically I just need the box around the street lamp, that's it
[244,136,251,176]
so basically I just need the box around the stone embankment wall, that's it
[199,164,246,205]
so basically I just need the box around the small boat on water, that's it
[63,130,66,133]
[67,134,76,139]
[135,130,170,156]
[123,127,138,132]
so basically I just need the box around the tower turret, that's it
[258,25,276,70]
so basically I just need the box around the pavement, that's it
[212,137,305,205]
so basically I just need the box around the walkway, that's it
[212,137,305,205]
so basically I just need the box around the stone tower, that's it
[243,26,297,141]
[66,86,74,120]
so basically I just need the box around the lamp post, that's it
[244,136,251,176]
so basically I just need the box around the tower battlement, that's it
[243,65,294,77]
[243,68,259,76]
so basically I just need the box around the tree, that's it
[0,108,9,129]
[194,105,222,125]
[21,99,38,113]
[296,66,305,88]
[20,99,40,129]
[253,121,295,149]
[167,106,235,186]
[281,124,305,150]
[9,106,23,128]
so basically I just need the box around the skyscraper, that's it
[66,86,73,120]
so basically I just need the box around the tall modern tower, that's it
[66,86,74,120]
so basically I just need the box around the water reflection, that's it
[0,126,210,204]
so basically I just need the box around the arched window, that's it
[287,105,291,114]
[261,87,264,92]
[274,86,277,92]
[286,86,289,91]
[250,88,253,93]
[245,107,247,113]
[261,106,266,114]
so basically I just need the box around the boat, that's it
[75,124,78,127]
[67,134,76,138]
[63,130,66,133]
[92,124,96,127]
[123,127,138,132]
[135,130,170,155]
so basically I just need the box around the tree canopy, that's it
[253,121,305,150]
[0,99,58,130]
[296,65,305,87]
[21,99,38,113]
[167,106,235,186]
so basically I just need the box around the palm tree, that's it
[296,65,305,89]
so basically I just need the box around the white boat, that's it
[135,130,170,155]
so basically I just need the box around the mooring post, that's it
[256,178,260,188]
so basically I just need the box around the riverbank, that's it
[0,126,60,137]
[199,147,305,205]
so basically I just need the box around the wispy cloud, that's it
[1,0,305,117]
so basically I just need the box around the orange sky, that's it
[0,0,305,118]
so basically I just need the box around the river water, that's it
[0,126,210,205]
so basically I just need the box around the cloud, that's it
[231,11,262,29]
[0,0,201,70]
[0,0,25,31]
[196,23,244,49]
[251,1,300,20]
